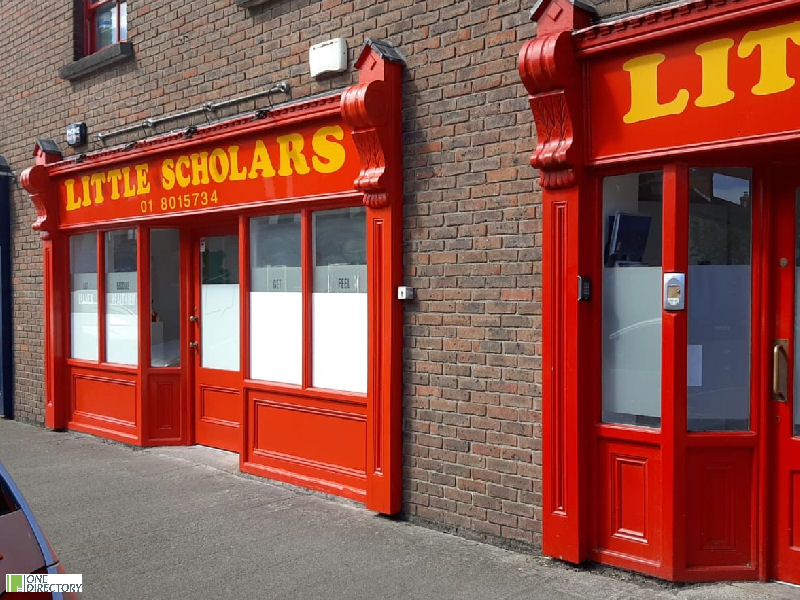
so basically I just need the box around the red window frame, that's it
[246,204,368,396]
[85,0,127,54]
[68,227,140,368]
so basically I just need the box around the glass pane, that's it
[120,2,127,41]
[70,234,98,361]
[95,4,116,49]
[688,167,752,432]
[105,229,138,365]
[250,214,301,385]
[602,171,663,427]
[201,235,239,371]
[151,230,180,367]
[312,207,367,393]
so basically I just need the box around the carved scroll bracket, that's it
[341,79,391,208]
[519,29,582,190]
[20,165,56,240]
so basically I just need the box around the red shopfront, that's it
[521,0,800,584]
[21,41,403,514]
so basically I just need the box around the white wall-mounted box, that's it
[309,38,348,78]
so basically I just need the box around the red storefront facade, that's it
[21,42,404,515]
[521,0,800,583]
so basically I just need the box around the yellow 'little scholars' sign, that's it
[58,122,357,226]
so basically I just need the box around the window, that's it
[313,207,367,393]
[687,167,752,432]
[105,229,138,365]
[150,230,181,367]
[247,207,368,394]
[69,229,138,366]
[70,233,98,362]
[250,214,302,385]
[602,171,663,428]
[86,0,127,53]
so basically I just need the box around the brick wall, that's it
[0,0,666,549]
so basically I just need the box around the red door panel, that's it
[192,229,242,453]
[770,172,800,585]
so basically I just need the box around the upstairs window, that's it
[86,0,127,53]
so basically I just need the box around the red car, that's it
[0,461,78,599]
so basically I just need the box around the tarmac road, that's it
[0,419,797,599]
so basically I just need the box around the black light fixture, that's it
[66,122,88,147]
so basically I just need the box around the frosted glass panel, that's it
[250,214,301,384]
[602,171,662,427]
[313,294,367,393]
[151,229,180,367]
[70,234,98,361]
[602,268,662,424]
[202,284,239,370]
[105,229,138,365]
[201,234,239,371]
[251,293,302,384]
[312,207,367,393]
[687,266,750,429]
[687,167,751,432]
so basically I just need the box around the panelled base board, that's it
[596,439,663,564]
[145,372,183,444]
[194,385,242,453]
[69,368,139,442]
[686,447,753,569]
[244,390,367,502]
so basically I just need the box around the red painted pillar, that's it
[21,143,65,429]
[342,41,405,514]
[520,0,596,561]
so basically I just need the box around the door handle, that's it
[189,341,198,349]
[189,315,199,323]
[773,339,789,402]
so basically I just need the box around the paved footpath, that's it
[1,419,798,600]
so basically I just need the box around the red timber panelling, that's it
[242,388,367,502]
[522,0,597,563]
[685,447,754,569]
[69,366,139,443]
[792,473,800,549]
[595,437,663,567]
[145,372,183,444]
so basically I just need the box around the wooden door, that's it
[770,172,800,585]
[192,229,242,452]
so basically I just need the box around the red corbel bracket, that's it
[519,30,580,190]
[20,165,56,240]
[341,79,390,208]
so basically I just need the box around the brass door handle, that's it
[189,315,199,323]
[189,341,198,349]
[774,339,789,402]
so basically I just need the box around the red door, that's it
[192,228,242,452]
[770,171,800,584]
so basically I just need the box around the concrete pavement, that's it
[0,418,797,600]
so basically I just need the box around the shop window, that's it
[250,214,302,385]
[313,207,367,393]
[150,230,180,367]
[687,168,752,432]
[602,171,663,427]
[86,0,127,53]
[201,235,240,371]
[70,233,99,362]
[105,229,138,365]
